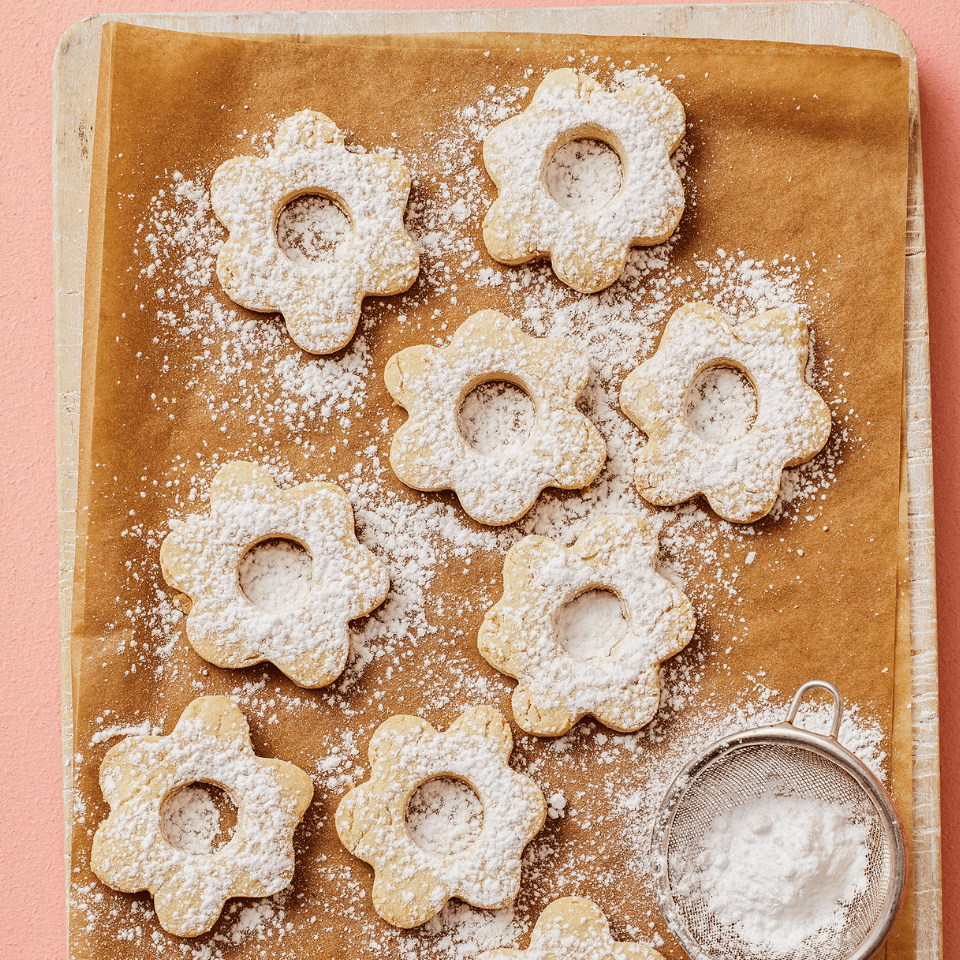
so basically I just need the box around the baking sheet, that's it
[53,7,939,960]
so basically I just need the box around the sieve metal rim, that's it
[651,681,908,960]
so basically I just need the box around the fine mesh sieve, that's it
[651,681,907,960]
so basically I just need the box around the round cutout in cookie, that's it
[556,588,631,663]
[160,782,239,855]
[406,777,485,857]
[276,192,352,266]
[683,363,759,445]
[238,536,313,613]
[456,380,537,455]
[544,137,624,214]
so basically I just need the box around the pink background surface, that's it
[2,0,956,955]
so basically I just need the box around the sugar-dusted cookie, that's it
[335,706,546,928]
[620,302,832,523]
[478,897,666,960]
[91,696,313,937]
[160,461,388,687]
[384,309,606,525]
[482,69,685,293]
[211,110,420,354]
[478,516,694,736]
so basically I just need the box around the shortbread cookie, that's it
[478,897,666,960]
[211,110,420,354]
[619,302,832,523]
[482,70,685,293]
[91,697,313,937]
[384,310,606,525]
[335,706,546,927]
[160,461,389,687]
[478,516,694,736]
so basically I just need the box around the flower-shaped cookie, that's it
[91,697,313,937]
[483,69,685,293]
[478,897,666,960]
[335,706,546,927]
[160,461,389,687]
[479,516,694,736]
[384,310,606,525]
[619,302,832,523]
[211,110,420,354]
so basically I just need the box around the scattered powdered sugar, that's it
[614,680,887,887]
[71,54,884,959]
[688,791,870,952]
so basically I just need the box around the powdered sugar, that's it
[277,193,351,267]
[160,783,236,855]
[544,138,624,214]
[406,778,485,857]
[688,791,870,952]
[458,382,537,456]
[238,538,313,612]
[71,50,887,960]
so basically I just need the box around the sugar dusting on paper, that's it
[70,56,886,960]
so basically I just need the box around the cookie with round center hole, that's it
[478,516,695,736]
[477,897,666,960]
[91,697,313,937]
[212,109,419,354]
[160,461,388,687]
[619,302,832,523]
[384,309,606,525]
[335,706,546,927]
[482,69,685,293]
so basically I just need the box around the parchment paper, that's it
[69,23,911,960]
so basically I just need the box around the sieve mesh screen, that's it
[661,741,893,960]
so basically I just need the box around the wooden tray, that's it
[54,4,940,958]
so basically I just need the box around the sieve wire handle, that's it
[785,679,843,738]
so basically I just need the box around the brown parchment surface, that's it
[69,22,912,960]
